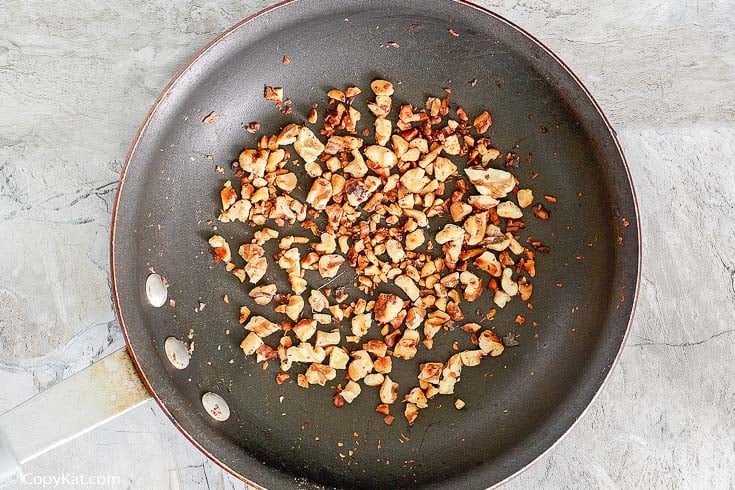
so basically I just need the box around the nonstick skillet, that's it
[0,1,640,488]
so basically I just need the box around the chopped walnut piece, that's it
[371,79,395,96]
[364,373,385,387]
[277,123,300,145]
[479,330,504,356]
[459,350,484,366]
[404,403,419,425]
[493,289,511,308]
[275,173,298,193]
[339,380,362,403]
[264,86,283,102]
[460,271,483,301]
[329,347,350,369]
[405,229,425,250]
[517,188,534,208]
[435,224,465,244]
[532,203,550,220]
[433,157,457,182]
[343,149,369,178]
[454,398,466,410]
[465,167,516,198]
[395,275,420,302]
[501,267,519,296]
[438,353,463,394]
[364,145,398,173]
[249,284,277,305]
[220,180,237,210]
[519,283,533,301]
[474,251,502,277]
[497,201,523,219]
[305,363,337,386]
[443,134,461,155]
[244,315,280,337]
[473,111,492,134]
[374,117,392,146]
[379,375,399,404]
[240,332,263,355]
[374,293,403,323]
[318,254,345,278]
[306,177,332,210]
[208,235,231,263]
[405,387,429,409]
[287,342,326,363]
[393,329,420,359]
[294,126,325,163]
[293,319,317,343]
[348,350,374,381]
[351,312,373,337]
[373,356,393,374]
[283,295,304,321]
[418,362,443,384]
[308,289,329,312]
[239,306,251,324]
[400,168,429,193]
[244,256,267,284]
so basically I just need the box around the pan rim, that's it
[109,0,642,488]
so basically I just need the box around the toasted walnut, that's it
[473,111,492,134]
[405,229,425,250]
[438,354,463,394]
[497,201,523,219]
[351,312,373,337]
[264,86,283,102]
[364,373,385,387]
[219,199,252,223]
[393,329,420,359]
[314,232,336,254]
[294,126,325,163]
[394,275,420,302]
[460,350,484,367]
[379,375,399,404]
[474,251,502,277]
[325,135,363,155]
[418,362,444,384]
[343,149,368,178]
[276,123,300,145]
[364,145,398,173]
[501,267,519,296]
[465,167,515,198]
[348,350,374,381]
[329,347,350,369]
[290,276,307,295]
[344,179,372,207]
[468,195,499,210]
[306,177,332,210]
[383,239,404,263]
[454,398,466,410]
[493,289,511,308]
[278,248,300,274]
[436,224,465,244]
[244,256,267,284]
[293,319,317,342]
[318,254,345,278]
[371,79,394,96]
[374,293,403,323]
[404,403,419,425]
[517,188,533,208]
[375,117,392,146]
[273,172,297,193]
[405,387,428,409]
[304,363,337,386]
[484,226,511,251]
[287,342,326,363]
[405,307,425,330]
[314,330,340,348]
[443,134,461,155]
[220,180,237,211]
[244,315,280,337]
[208,235,231,263]
[284,295,304,321]
[400,168,429,193]
[519,283,533,301]
[460,271,483,301]
[308,289,329,312]
[240,332,263,355]
[450,202,473,222]
[373,356,392,374]
[479,330,504,356]
[249,284,277,305]
[340,380,362,403]
[432,157,457,182]
[238,306,251,324]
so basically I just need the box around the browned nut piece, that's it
[497,201,523,219]
[465,167,515,198]
[264,86,283,102]
[379,375,399,404]
[292,318,317,342]
[277,123,300,145]
[473,111,492,134]
[275,172,298,192]
[249,284,277,305]
[347,350,374,381]
[374,293,403,323]
[240,332,263,355]
[405,387,428,408]
[404,402,419,425]
[454,398,466,410]
[294,126,325,163]
[373,356,393,374]
[517,188,533,208]
[405,229,425,251]
[393,329,420,359]
[305,363,337,386]
[243,315,280,337]
[479,330,505,356]
[418,362,443,384]
[532,203,550,220]
[459,350,484,366]
[208,235,232,263]
[519,283,533,301]
[371,79,395,96]
[339,380,362,403]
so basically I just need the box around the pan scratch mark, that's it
[417,422,437,456]
[318,271,355,290]
[630,329,735,348]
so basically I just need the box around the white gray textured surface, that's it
[1,0,734,489]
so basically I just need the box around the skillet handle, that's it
[0,347,150,479]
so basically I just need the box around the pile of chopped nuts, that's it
[209,79,547,426]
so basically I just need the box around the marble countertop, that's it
[1,0,733,488]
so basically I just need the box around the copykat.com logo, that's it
[1,473,121,488]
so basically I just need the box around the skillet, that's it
[111,0,640,487]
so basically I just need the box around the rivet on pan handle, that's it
[0,347,150,475]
